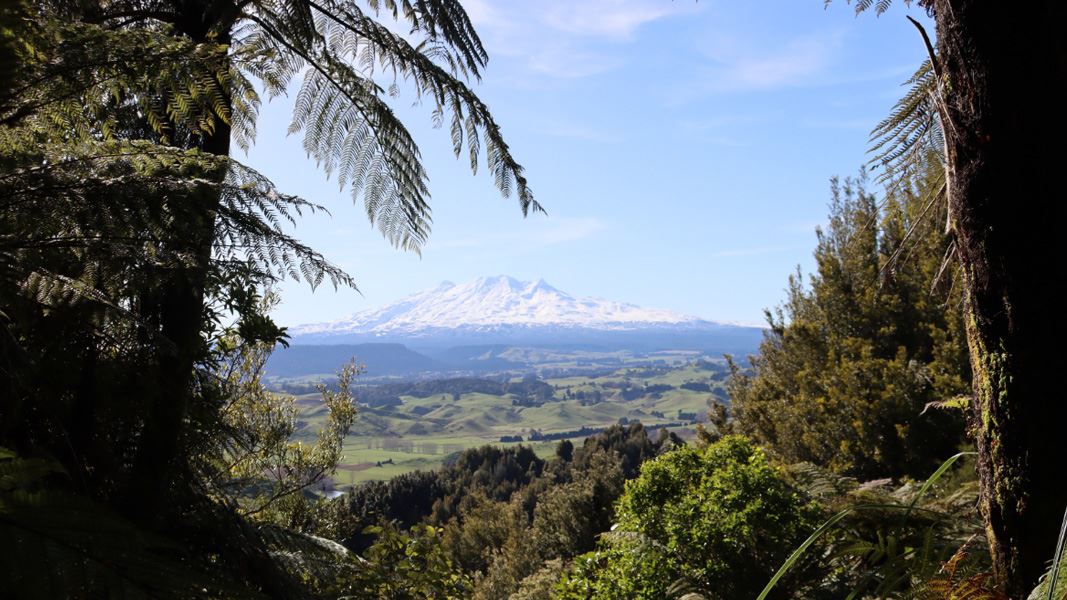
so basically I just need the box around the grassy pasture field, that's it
[291,358,729,486]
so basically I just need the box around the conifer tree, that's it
[731,167,969,479]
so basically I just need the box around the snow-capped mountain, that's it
[272,277,766,377]
[290,275,716,341]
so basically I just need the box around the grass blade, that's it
[1047,502,1067,600]
[757,507,854,600]
[903,451,975,521]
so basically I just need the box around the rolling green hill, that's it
[291,359,729,486]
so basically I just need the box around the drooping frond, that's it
[869,59,943,187]
[905,544,1007,600]
[229,0,538,252]
[789,462,859,500]
[43,0,537,262]
[284,62,433,251]
[824,2,944,191]
[217,161,354,290]
[850,0,895,15]
[826,0,936,17]
[0,133,352,326]
[365,0,489,78]
[308,0,535,210]
[259,524,365,591]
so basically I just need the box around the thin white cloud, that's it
[458,0,499,29]
[660,29,858,107]
[468,0,691,39]
[527,48,622,79]
[703,31,844,93]
[541,0,691,39]
[537,217,607,244]
[463,0,698,80]
[430,216,607,251]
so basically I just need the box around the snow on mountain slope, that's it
[290,275,712,338]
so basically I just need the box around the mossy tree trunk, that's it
[933,1,1067,596]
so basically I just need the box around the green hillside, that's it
[293,360,728,485]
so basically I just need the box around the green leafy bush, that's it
[555,536,677,599]
[558,436,823,600]
[344,523,470,599]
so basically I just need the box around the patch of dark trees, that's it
[694,358,731,377]
[348,375,556,408]
[340,422,681,553]
[526,426,600,442]
[680,381,712,392]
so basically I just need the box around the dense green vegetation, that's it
[730,170,970,479]
[843,1,1067,592]
[558,436,822,599]
[0,0,537,595]
[2,0,1065,598]
[289,157,1049,598]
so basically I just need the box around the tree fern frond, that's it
[0,133,355,313]
[828,0,936,17]
[2,22,248,146]
[241,0,538,252]
[310,0,539,213]
[367,0,488,78]
[869,59,943,187]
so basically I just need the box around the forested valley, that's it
[2,0,1066,599]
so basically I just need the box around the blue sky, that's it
[245,0,933,327]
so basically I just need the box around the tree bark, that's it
[127,141,228,520]
[125,6,233,520]
[933,1,1067,596]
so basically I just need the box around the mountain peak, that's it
[291,276,712,340]
[467,275,523,291]
[529,277,554,291]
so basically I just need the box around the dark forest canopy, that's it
[0,0,536,595]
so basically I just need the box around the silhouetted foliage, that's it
[0,0,533,595]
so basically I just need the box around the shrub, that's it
[560,436,823,600]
